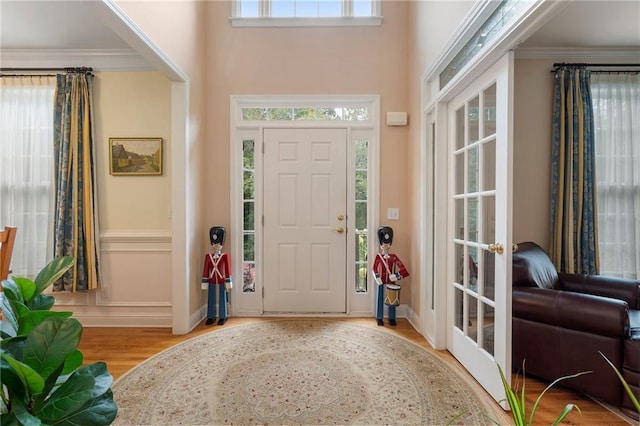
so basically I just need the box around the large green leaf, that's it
[1,279,23,303]
[70,362,113,398]
[28,294,55,312]
[18,311,73,336]
[1,353,45,396]
[13,277,36,305]
[1,294,19,335]
[1,319,17,339]
[1,360,28,399]
[0,411,21,426]
[34,257,74,296]
[10,397,41,426]
[22,317,82,381]
[33,361,66,412]
[47,389,117,426]
[36,374,95,421]
[61,350,84,376]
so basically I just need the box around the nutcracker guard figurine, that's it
[372,226,409,326]
[201,226,233,325]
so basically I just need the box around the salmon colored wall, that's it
[204,0,412,290]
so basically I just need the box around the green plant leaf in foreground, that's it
[33,257,74,296]
[12,277,36,305]
[498,363,589,426]
[498,364,525,425]
[36,374,95,421]
[18,311,73,336]
[599,351,640,412]
[52,388,118,426]
[9,397,41,426]
[528,370,590,425]
[22,317,82,382]
[1,353,45,396]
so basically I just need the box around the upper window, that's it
[231,0,382,27]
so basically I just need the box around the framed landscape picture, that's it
[109,137,163,176]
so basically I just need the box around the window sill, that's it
[229,16,383,27]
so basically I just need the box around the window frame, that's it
[230,0,382,27]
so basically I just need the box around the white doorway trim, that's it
[230,95,380,317]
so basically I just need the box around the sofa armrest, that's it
[513,287,630,338]
[559,273,640,309]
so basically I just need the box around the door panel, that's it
[447,52,513,405]
[263,128,347,313]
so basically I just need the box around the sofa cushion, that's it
[513,242,561,290]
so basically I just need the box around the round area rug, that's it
[112,320,495,425]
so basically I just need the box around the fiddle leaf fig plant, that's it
[0,256,118,425]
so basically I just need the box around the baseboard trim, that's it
[75,313,172,328]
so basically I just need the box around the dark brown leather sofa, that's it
[512,242,640,419]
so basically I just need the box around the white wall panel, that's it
[52,231,172,327]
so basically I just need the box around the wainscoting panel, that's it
[52,231,173,327]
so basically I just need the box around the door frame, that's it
[230,95,380,317]
[419,0,567,382]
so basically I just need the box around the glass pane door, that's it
[447,52,513,406]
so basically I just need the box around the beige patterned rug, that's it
[112,319,495,425]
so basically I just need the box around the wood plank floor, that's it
[79,317,633,425]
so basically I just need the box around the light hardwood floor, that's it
[79,317,633,425]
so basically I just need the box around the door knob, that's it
[333,227,345,234]
[488,243,504,255]
[337,215,345,221]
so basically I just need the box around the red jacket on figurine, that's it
[202,252,231,285]
[372,252,409,284]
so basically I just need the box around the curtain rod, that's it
[552,62,640,73]
[0,67,93,74]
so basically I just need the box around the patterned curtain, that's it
[52,72,101,292]
[549,67,599,274]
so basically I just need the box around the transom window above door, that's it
[231,0,382,27]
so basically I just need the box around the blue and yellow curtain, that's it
[52,72,100,292]
[549,67,599,274]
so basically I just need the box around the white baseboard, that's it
[74,313,172,328]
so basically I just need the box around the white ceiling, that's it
[1,0,639,69]
[519,0,640,49]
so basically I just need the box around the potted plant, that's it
[0,257,117,425]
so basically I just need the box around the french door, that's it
[262,128,347,313]
[447,52,513,405]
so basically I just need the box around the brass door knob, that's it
[333,227,345,234]
[488,243,504,255]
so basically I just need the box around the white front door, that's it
[447,52,513,405]
[263,128,347,313]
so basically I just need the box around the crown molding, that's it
[515,47,640,60]
[0,48,154,71]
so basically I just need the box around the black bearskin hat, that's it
[377,226,393,245]
[209,226,226,246]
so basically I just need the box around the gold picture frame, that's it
[109,137,163,176]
